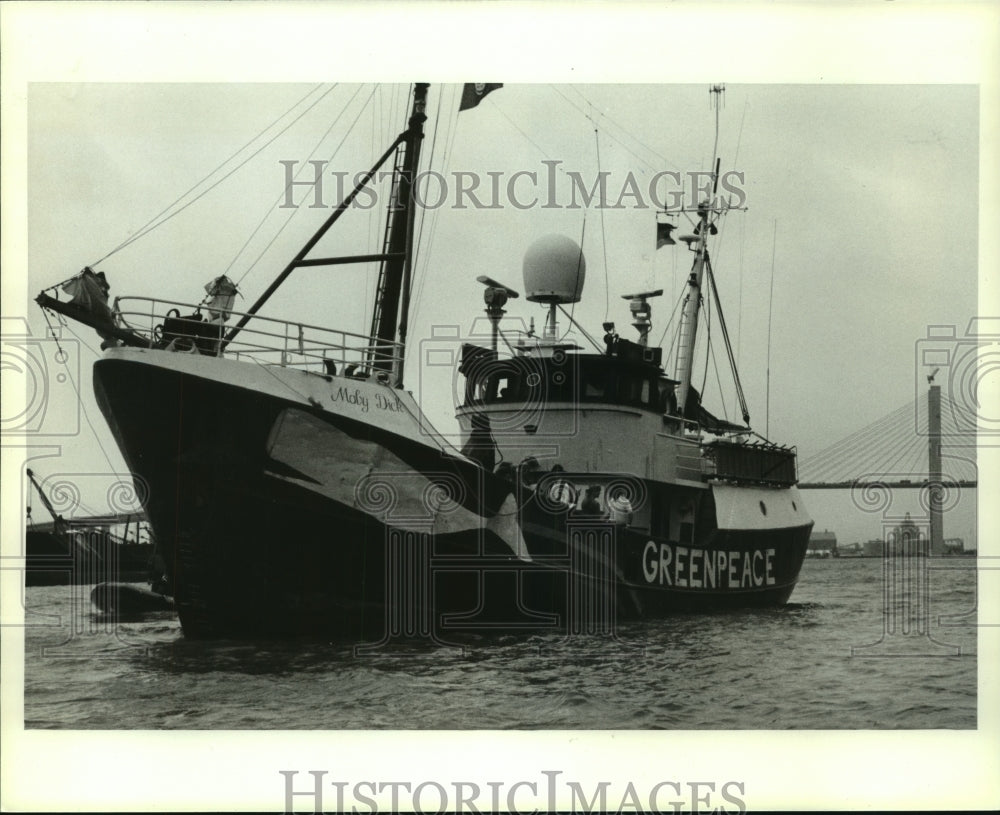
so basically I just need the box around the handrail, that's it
[111,295,402,372]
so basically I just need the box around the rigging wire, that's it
[92,84,337,266]
[655,286,686,349]
[39,311,130,493]
[563,212,588,338]
[594,123,610,322]
[233,85,379,288]
[736,214,745,369]
[699,291,711,398]
[557,305,605,354]
[489,95,560,165]
[227,83,368,285]
[412,83,445,296]
[363,86,380,326]
[664,289,688,364]
[705,255,750,424]
[730,96,749,176]
[709,330,729,422]
[368,84,399,325]
[410,84,460,331]
[574,84,682,172]
[765,219,777,438]
[553,85,681,173]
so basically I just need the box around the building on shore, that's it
[887,512,925,556]
[942,537,970,555]
[807,529,838,558]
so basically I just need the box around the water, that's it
[21,558,977,729]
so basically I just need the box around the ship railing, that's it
[111,296,402,373]
[701,439,799,486]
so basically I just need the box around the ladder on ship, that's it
[366,141,409,359]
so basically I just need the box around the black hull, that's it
[24,531,77,587]
[94,353,812,640]
[25,530,153,587]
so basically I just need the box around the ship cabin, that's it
[454,329,800,547]
[458,336,676,418]
[453,333,705,491]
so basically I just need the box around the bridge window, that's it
[492,373,523,402]
[461,353,665,411]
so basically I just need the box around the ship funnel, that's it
[522,234,586,304]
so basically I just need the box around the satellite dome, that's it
[522,234,586,304]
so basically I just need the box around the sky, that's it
[2,3,998,813]
[18,80,981,545]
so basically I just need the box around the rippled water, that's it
[22,558,977,729]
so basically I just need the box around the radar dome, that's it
[522,234,586,304]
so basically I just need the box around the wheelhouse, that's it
[458,338,678,415]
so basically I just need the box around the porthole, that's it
[759,501,767,516]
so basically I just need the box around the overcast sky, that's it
[2,4,998,811]
[21,80,980,543]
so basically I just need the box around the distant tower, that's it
[891,512,922,553]
[853,509,958,656]
[927,378,945,555]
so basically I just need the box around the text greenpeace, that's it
[280,770,747,813]
[642,541,776,589]
[279,159,747,211]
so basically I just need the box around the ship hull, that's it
[25,529,153,587]
[25,531,77,587]
[94,349,812,640]
[94,350,560,639]
[547,524,811,616]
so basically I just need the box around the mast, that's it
[673,202,711,417]
[371,82,429,385]
[224,83,429,353]
[674,88,726,419]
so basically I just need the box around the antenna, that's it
[657,83,744,421]
[621,289,663,347]
[710,85,725,201]
[476,275,520,352]
[766,219,777,439]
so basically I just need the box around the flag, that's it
[459,83,503,112]
[656,222,677,249]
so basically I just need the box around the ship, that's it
[35,83,814,639]
[24,468,154,586]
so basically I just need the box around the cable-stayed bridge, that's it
[797,387,978,490]
[796,383,977,554]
